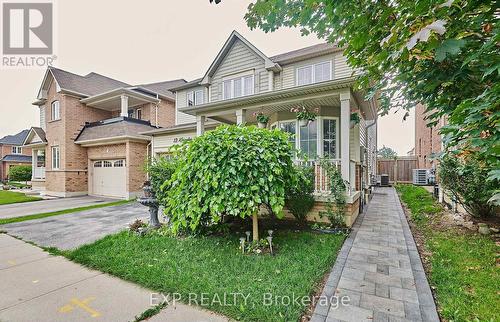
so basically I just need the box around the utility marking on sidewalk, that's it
[59,297,101,318]
[7,260,15,265]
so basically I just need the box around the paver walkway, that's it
[312,187,439,322]
[0,233,227,322]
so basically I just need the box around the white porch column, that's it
[196,115,206,136]
[31,149,37,180]
[236,109,247,125]
[120,95,129,117]
[340,91,351,185]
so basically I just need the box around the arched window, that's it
[51,101,60,120]
[114,160,124,167]
[94,161,102,168]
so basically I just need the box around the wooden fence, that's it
[377,156,418,183]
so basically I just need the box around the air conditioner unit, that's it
[380,174,389,186]
[413,169,428,185]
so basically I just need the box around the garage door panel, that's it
[92,159,126,198]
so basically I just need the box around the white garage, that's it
[91,159,126,198]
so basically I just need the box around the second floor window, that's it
[12,146,22,154]
[51,100,60,120]
[51,146,60,170]
[187,90,204,106]
[297,61,332,86]
[222,75,254,100]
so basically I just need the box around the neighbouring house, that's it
[0,129,32,182]
[23,66,186,198]
[415,103,445,169]
[143,31,379,226]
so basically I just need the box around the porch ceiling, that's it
[80,88,159,111]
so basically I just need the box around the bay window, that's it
[222,75,254,100]
[296,61,332,86]
[299,120,317,159]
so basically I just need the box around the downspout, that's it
[155,94,159,128]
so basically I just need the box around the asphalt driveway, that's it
[1,203,148,250]
[0,196,118,220]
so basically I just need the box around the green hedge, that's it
[8,165,31,182]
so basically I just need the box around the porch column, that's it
[120,95,129,117]
[196,115,206,136]
[31,149,37,180]
[236,109,247,125]
[340,91,351,185]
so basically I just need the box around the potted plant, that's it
[291,107,318,127]
[350,112,360,128]
[253,112,269,128]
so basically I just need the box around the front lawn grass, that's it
[0,200,131,225]
[67,230,345,321]
[0,190,41,205]
[396,184,499,322]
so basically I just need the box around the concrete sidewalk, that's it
[0,234,227,322]
[0,196,117,220]
[311,187,439,322]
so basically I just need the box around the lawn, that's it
[0,190,41,205]
[0,199,132,225]
[396,184,499,322]
[66,230,345,321]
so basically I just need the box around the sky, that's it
[0,0,414,155]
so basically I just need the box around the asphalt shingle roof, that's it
[270,43,339,63]
[0,129,29,146]
[75,117,157,142]
[1,155,32,162]
[137,79,187,99]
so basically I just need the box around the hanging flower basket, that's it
[291,107,318,127]
[350,112,360,128]
[253,112,269,129]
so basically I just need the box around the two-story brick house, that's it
[0,130,32,182]
[24,67,185,198]
[144,31,379,225]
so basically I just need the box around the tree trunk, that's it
[252,213,259,241]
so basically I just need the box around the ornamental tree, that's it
[211,0,499,202]
[161,125,296,239]
[378,145,398,159]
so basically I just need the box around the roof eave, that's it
[75,135,151,147]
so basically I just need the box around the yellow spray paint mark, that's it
[59,297,101,318]
[7,260,16,265]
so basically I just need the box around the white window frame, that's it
[187,89,204,106]
[51,146,60,170]
[51,100,60,121]
[222,75,255,100]
[296,61,332,86]
[12,146,22,154]
[273,116,339,160]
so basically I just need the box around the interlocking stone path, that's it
[311,187,439,322]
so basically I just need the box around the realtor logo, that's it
[1,0,56,68]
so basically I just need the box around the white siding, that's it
[40,106,46,130]
[349,124,361,162]
[152,131,196,154]
[175,87,206,125]
[359,116,367,147]
[279,52,354,89]
[210,39,268,102]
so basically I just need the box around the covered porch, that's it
[179,79,377,197]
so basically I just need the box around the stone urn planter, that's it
[478,223,490,235]
[257,122,267,129]
[137,181,161,228]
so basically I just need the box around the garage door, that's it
[92,159,126,198]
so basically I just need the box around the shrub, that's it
[161,125,296,237]
[285,165,315,222]
[9,165,31,182]
[146,156,177,198]
[320,160,347,228]
[439,153,497,218]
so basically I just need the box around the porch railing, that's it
[295,159,341,195]
[33,167,45,180]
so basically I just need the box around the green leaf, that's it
[435,39,466,62]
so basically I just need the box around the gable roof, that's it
[0,129,30,146]
[48,67,131,96]
[270,43,341,64]
[200,30,280,85]
[23,127,47,147]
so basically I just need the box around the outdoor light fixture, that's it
[267,236,273,255]
[267,230,273,237]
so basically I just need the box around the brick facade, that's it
[414,103,445,169]
[0,141,32,181]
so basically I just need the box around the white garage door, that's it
[92,159,126,198]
